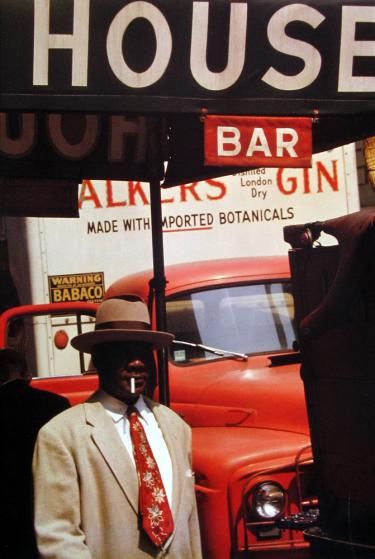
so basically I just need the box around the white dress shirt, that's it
[97,389,173,507]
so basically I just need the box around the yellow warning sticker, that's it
[48,272,105,303]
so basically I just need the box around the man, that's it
[0,348,70,559]
[33,297,202,558]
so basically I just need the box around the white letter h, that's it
[33,0,90,86]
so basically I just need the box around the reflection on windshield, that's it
[167,283,295,364]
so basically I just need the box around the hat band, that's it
[95,321,151,331]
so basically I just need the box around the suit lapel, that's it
[84,401,139,513]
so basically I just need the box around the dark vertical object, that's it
[284,210,375,558]
[149,179,169,407]
[147,117,170,407]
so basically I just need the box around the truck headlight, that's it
[251,482,286,519]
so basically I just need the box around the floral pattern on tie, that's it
[127,406,174,547]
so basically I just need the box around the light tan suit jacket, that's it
[32,395,202,558]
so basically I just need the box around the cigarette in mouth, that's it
[130,377,136,394]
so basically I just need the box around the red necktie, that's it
[127,406,174,547]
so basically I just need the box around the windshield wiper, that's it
[173,339,248,361]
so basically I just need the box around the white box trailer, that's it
[2,143,360,376]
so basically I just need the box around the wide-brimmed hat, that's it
[71,297,174,353]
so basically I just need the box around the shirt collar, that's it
[97,389,150,424]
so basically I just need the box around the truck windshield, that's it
[167,282,295,364]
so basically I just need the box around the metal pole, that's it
[146,116,170,406]
[149,178,170,406]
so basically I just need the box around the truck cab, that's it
[0,256,315,558]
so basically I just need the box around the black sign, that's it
[0,112,165,180]
[1,0,375,116]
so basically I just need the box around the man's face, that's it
[94,341,155,403]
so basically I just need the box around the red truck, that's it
[0,256,315,558]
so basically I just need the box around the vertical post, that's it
[149,178,170,406]
[147,116,170,407]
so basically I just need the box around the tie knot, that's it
[126,404,138,417]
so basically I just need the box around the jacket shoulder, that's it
[38,403,85,436]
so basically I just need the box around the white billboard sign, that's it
[8,144,359,303]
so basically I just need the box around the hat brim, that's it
[71,329,174,353]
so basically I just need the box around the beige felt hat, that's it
[71,297,174,353]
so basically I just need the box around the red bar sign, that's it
[204,115,312,168]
